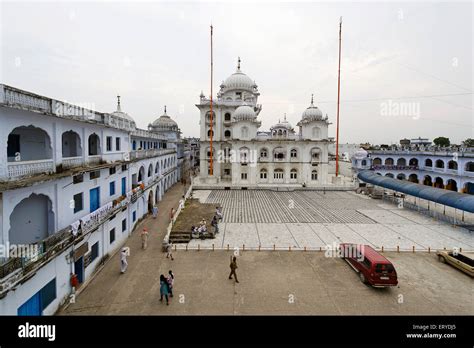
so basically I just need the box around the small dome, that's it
[233,105,256,121]
[221,58,257,92]
[302,95,323,121]
[353,148,369,159]
[151,106,178,130]
[271,115,292,130]
[111,96,135,123]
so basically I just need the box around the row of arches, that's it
[7,126,107,162]
[373,157,474,171]
[136,157,177,182]
[255,168,318,181]
[376,172,473,193]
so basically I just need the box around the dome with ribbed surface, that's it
[302,94,323,121]
[151,106,178,131]
[233,105,256,121]
[221,57,257,93]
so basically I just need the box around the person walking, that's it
[152,205,158,219]
[120,247,129,274]
[166,241,174,260]
[167,270,175,298]
[141,228,149,250]
[170,208,175,223]
[159,274,169,305]
[229,255,239,283]
[211,215,219,234]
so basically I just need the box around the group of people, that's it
[191,207,223,239]
[159,270,175,305]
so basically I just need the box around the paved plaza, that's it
[186,190,474,251]
[60,185,474,316]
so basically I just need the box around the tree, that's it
[462,138,474,147]
[433,137,450,147]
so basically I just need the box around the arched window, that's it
[8,126,53,163]
[373,158,382,165]
[425,159,433,167]
[385,158,394,165]
[274,169,284,180]
[260,148,268,158]
[155,162,159,174]
[466,162,474,172]
[397,158,406,166]
[274,147,285,160]
[409,158,418,166]
[361,160,367,166]
[224,130,231,138]
[435,159,444,168]
[207,129,214,137]
[311,170,318,180]
[448,160,458,170]
[138,166,145,182]
[290,149,297,158]
[290,169,297,179]
[148,164,153,177]
[205,111,215,123]
[260,168,267,179]
[225,113,231,121]
[62,130,82,158]
[88,133,101,156]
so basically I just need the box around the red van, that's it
[340,243,398,287]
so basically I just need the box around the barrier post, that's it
[428,247,430,253]
[243,244,245,251]
[186,244,188,251]
[304,246,307,252]
[212,243,214,251]
[381,246,384,252]
[198,244,200,251]
[227,244,229,251]
[397,245,399,253]
[412,245,415,253]
[273,244,276,251]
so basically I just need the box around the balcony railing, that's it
[130,148,175,160]
[62,156,84,169]
[372,165,419,171]
[7,159,55,178]
[88,155,102,165]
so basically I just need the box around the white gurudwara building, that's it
[195,58,333,188]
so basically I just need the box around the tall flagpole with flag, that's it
[209,24,214,176]
[335,17,342,177]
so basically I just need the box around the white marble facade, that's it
[196,58,333,187]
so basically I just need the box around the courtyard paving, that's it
[59,186,474,315]
[185,190,474,251]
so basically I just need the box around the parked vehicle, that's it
[340,243,398,287]
[437,250,474,277]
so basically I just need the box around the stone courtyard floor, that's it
[186,190,474,252]
[60,186,474,315]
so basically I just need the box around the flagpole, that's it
[335,17,342,177]
[209,24,214,176]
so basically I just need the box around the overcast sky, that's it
[1,1,472,145]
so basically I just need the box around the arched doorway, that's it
[385,173,394,178]
[8,126,52,162]
[434,177,444,189]
[9,194,54,244]
[446,179,458,192]
[62,130,82,158]
[396,173,406,180]
[88,133,101,155]
[423,175,432,186]
[148,190,154,213]
[408,174,419,183]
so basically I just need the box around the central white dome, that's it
[221,58,257,92]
